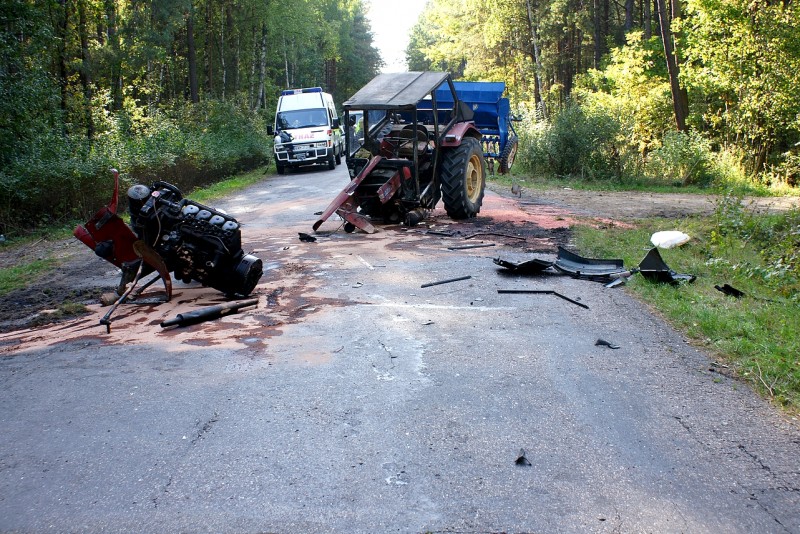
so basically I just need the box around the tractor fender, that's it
[440,122,483,148]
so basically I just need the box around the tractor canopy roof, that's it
[342,71,452,111]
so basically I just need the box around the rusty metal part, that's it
[98,241,172,333]
[420,275,472,288]
[99,261,144,333]
[160,298,259,328]
[497,289,589,309]
[132,240,172,301]
[376,167,407,203]
[313,156,384,233]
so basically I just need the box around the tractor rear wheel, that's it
[498,135,518,174]
[440,137,486,219]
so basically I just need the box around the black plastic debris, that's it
[553,247,628,281]
[493,257,554,274]
[298,232,317,242]
[638,247,695,284]
[715,283,745,298]
[595,338,620,349]
[515,448,532,466]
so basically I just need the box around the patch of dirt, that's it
[490,183,799,219]
[0,239,114,332]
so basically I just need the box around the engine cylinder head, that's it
[182,204,200,216]
[127,184,152,215]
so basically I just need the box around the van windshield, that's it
[276,109,328,130]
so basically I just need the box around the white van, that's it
[269,87,345,174]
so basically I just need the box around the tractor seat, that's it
[397,126,431,158]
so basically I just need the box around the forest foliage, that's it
[0,0,381,233]
[3,0,799,236]
[406,0,800,189]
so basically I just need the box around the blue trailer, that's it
[419,81,519,173]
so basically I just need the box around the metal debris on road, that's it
[553,247,627,281]
[426,230,455,237]
[298,232,317,242]
[464,232,526,241]
[497,289,589,309]
[515,448,532,466]
[595,338,621,349]
[493,257,554,274]
[448,243,496,250]
[160,298,259,328]
[421,275,472,288]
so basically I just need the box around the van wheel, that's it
[335,149,342,165]
[327,153,336,170]
[276,162,286,175]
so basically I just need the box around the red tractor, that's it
[313,72,487,233]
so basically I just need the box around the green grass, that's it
[188,166,270,204]
[0,259,55,296]
[573,213,800,410]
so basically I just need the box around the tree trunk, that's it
[524,0,548,119]
[78,0,94,140]
[105,0,122,111]
[644,0,652,38]
[656,0,689,131]
[220,5,226,100]
[187,7,199,104]
[283,35,290,88]
[55,0,69,117]
[625,0,635,32]
[593,0,603,67]
[257,24,268,109]
[205,0,214,95]
[225,4,237,94]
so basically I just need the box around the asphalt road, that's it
[1,164,799,533]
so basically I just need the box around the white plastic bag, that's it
[651,230,691,249]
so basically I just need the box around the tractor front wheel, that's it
[440,137,486,219]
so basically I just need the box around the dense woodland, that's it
[407,0,800,188]
[0,0,380,232]
[1,0,799,234]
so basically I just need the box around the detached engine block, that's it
[75,170,262,301]
[126,181,263,297]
